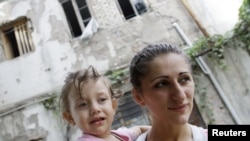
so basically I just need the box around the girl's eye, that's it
[99,98,107,103]
[79,102,87,107]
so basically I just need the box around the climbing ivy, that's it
[42,93,58,115]
[187,0,250,69]
[195,84,215,124]
[187,0,250,124]
[104,66,129,88]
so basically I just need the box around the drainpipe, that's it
[172,22,241,124]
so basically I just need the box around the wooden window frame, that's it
[0,16,34,60]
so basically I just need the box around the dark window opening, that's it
[135,2,147,15]
[4,28,19,57]
[76,0,91,26]
[118,0,136,20]
[62,1,82,37]
[118,0,147,20]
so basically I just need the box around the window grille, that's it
[112,91,150,129]
[0,16,34,60]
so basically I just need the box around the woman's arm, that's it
[129,125,151,136]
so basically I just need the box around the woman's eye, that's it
[180,77,191,83]
[155,81,169,87]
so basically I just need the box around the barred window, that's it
[112,91,150,129]
[0,16,34,60]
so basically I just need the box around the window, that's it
[0,16,34,60]
[117,0,147,20]
[60,0,91,38]
[112,91,150,129]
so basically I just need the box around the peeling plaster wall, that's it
[0,0,202,111]
[0,0,82,110]
[0,103,74,141]
[90,0,124,28]
[0,0,231,140]
[0,0,207,140]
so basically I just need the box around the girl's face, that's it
[133,53,194,125]
[63,79,117,137]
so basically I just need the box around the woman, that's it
[129,43,207,141]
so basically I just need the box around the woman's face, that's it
[133,53,194,125]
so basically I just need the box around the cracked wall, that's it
[0,0,240,140]
[0,0,202,140]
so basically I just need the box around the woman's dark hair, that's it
[129,43,191,90]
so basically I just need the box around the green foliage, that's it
[188,1,250,125]
[104,67,129,87]
[42,94,58,112]
[195,84,215,124]
[187,0,250,69]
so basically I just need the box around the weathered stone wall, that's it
[0,0,241,140]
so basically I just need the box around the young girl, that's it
[59,65,150,141]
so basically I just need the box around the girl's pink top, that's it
[77,127,137,141]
